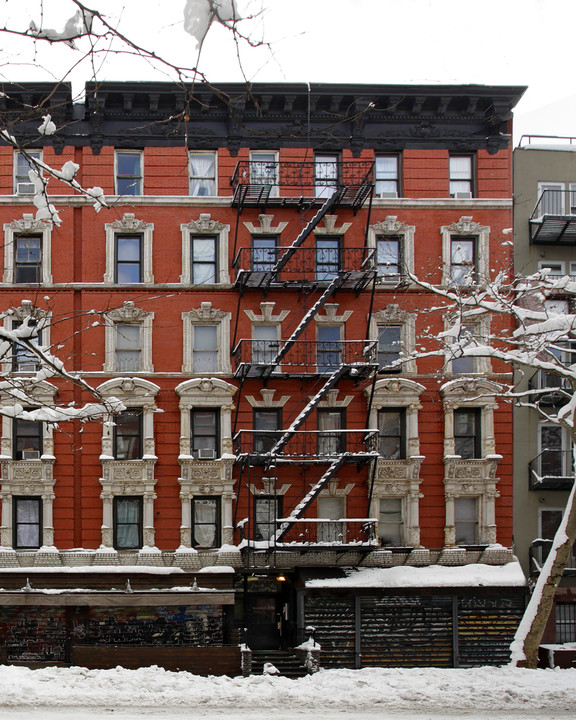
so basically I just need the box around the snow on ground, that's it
[0,664,574,716]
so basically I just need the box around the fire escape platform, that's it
[530,215,576,244]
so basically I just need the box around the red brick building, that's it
[0,81,526,671]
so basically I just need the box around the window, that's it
[114,496,143,550]
[115,151,142,195]
[12,320,41,372]
[254,495,282,541]
[450,236,476,285]
[454,408,480,459]
[15,150,41,194]
[317,325,342,372]
[115,234,142,283]
[189,152,216,196]
[252,324,279,365]
[191,408,220,459]
[115,324,141,372]
[190,234,218,284]
[317,496,344,543]
[315,154,338,198]
[251,235,278,272]
[13,417,42,460]
[14,235,41,284]
[250,151,278,197]
[113,409,143,460]
[376,236,401,280]
[538,182,565,215]
[192,496,221,548]
[318,409,344,455]
[253,409,280,454]
[539,423,571,478]
[378,409,406,459]
[539,261,565,277]
[379,498,403,546]
[449,155,474,197]
[451,325,477,374]
[13,497,42,549]
[378,325,402,372]
[375,155,399,198]
[556,604,576,643]
[316,237,340,280]
[192,324,218,372]
[454,496,478,544]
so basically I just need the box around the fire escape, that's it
[230,159,379,565]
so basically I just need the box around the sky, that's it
[1,0,576,143]
[0,663,574,718]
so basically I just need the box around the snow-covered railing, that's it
[233,429,378,460]
[528,449,575,490]
[243,518,378,547]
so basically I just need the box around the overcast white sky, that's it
[1,0,575,142]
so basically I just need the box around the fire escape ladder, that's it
[273,455,346,543]
[268,365,347,456]
[272,188,347,275]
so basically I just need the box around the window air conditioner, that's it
[17,182,36,195]
[377,191,398,198]
[455,192,472,199]
[17,362,37,372]
[22,450,40,460]
[196,448,217,460]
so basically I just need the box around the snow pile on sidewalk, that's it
[0,665,574,712]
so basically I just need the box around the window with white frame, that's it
[538,182,565,216]
[192,496,221,548]
[191,408,220,459]
[378,497,404,546]
[3,301,50,375]
[252,324,279,365]
[441,217,489,287]
[104,214,154,285]
[538,260,565,277]
[314,153,339,198]
[104,301,153,373]
[454,496,478,544]
[115,151,143,195]
[254,495,282,541]
[182,303,231,374]
[318,408,345,456]
[375,155,400,198]
[250,151,279,197]
[368,217,415,282]
[3,215,53,285]
[447,318,490,376]
[449,155,474,198]
[538,423,572,479]
[189,151,217,196]
[377,324,402,372]
[317,496,344,543]
[537,508,576,571]
[180,215,230,285]
[14,150,41,195]
[372,306,416,375]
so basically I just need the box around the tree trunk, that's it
[511,479,576,668]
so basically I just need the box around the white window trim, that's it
[97,378,160,550]
[14,150,42,195]
[366,378,425,548]
[441,216,489,287]
[104,213,154,285]
[368,216,415,282]
[103,301,154,373]
[249,151,279,197]
[444,314,491,376]
[3,214,53,285]
[538,260,566,277]
[2,300,51,376]
[538,181,565,216]
[0,380,57,548]
[189,150,217,197]
[182,302,232,375]
[114,150,143,196]
[176,378,237,548]
[371,305,416,375]
[180,214,230,285]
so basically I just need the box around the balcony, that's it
[233,429,377,464]
[232,246,375,291]
[528,370,572,407]
[230,160,374,213]
[241,518,378,550]
[233,339,377,380]
[529,449,575,490]
[529,188,576,244]
[529,538,576,576]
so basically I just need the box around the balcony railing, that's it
[529,449,575,490]
[528,370,572,406]
[230,160,374,211]
[241,518,378,548]
[233,246,375,289]
[530,188,576,244]
[233,339,377,378]
[529,538,576,575]
[233,429,377,461]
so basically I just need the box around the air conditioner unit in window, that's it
[22,450,40,460]
[17,182,36,195]
[455,191,472,199]
[17,362,37,373]
[195,448,217,460]
[377,191,398,198]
